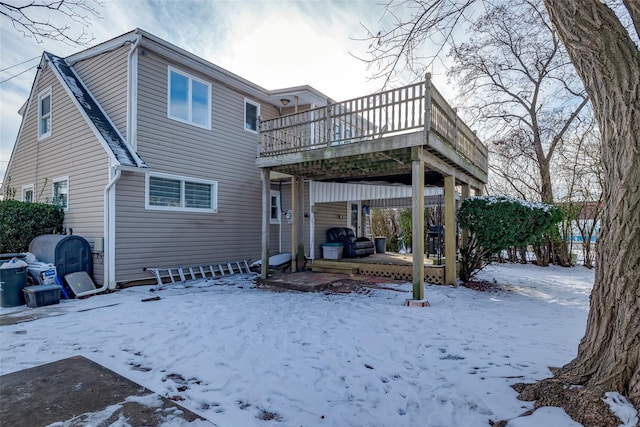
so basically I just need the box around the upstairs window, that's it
[168,67,211,129]
[244,98,260,132]
[147,173,217,212]
[52,177,69,210]
[38,88,52,139]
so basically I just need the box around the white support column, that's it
[444,175,456,286]
[261,168,271,279]
[291,176,298,268]
[295,176,305,271]
[412,157,425,300]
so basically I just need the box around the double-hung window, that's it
[168,67,211,129]
[147,173,218,212]
[38,88,52,139]
[244,98,260,132]
[52,177,69,210]
[22,185,34,202]
[270,190,281,224]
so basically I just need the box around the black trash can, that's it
[0,258,28,307]
[374,237,387,254]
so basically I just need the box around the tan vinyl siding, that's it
[271,181,311,257]
[114,49,280,282]
[314,202,348,257]
[72,45,129,139]
[3,64,109,284]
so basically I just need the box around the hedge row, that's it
[0,200,65,253]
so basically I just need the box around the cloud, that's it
[0,0,457,181]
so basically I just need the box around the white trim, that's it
[145,171,218,213]
[22,184,34,202]
[37,87,52,140]
[167,66,212,130]
[244,98,260,133]
[270,190,281,224]
[127,34,141,151]
[52,176,69,211]
[348,201,361,235]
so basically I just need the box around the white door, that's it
[348,201,361,236]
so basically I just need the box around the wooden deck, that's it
[256,77,488,189]
[310,253,451,285]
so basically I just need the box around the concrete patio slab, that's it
[0,355,211,426]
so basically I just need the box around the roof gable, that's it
[45,52,145,168]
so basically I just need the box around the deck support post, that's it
[460,184,470,249]
[261,168,271,279]
[292,175,305,272]
[411,152,425,300]
[444,175,456,285]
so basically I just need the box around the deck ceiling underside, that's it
[266,146,461,186]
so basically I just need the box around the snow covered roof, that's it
[45,52,145,168]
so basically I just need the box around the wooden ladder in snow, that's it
[145,260,252,288]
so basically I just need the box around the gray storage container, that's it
[29,235,92,279]
[23,284,61,308]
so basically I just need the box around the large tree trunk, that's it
[533,0,640,411]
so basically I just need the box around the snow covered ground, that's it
[0,263,636,426]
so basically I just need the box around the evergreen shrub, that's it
[0,200,64,253]
[457,196,562,281]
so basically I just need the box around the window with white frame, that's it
[147,173,217,212]
[270,190,281,224]
[38,88,52,139]
[168,67,211,129]
[22,185,34,202]
[52,177,69,210]
[244,98,260,132]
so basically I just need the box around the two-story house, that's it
[3,28,488,293]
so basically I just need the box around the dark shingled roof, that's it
[45,52,145,168]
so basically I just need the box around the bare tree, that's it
[0,0,102,45]
[556,119,602,268]
[449,0,590,205]
[362,0,640,423]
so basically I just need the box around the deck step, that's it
[310,265,359,275]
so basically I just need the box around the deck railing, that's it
[259,76,488,174]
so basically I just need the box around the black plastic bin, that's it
[374,237,387,254]
[0,258,28,307]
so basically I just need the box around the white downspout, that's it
[74,165,120,298]
[126,34,141,151]
[77,36,140,297]
[103,166,121,291]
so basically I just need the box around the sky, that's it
[0,0,460,183]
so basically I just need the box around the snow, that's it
[603,392,639,427]
[0,263,632,426]
[251,253,292,267]
[477,195,555,211]
[46,52,140,167]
